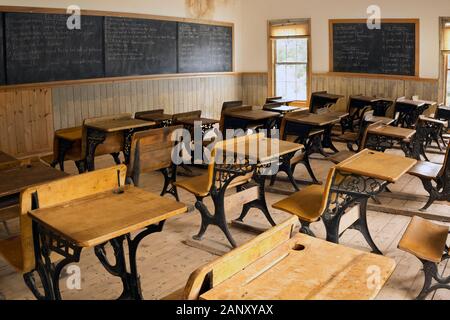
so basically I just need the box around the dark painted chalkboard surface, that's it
[5,13,104,84]
[105,17,177,77]
[332,22,416,76]
[178,22,233,73]
[0,11,234,85]
[0,13,5,85]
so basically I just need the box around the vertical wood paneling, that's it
[0,88,53,157]
[52,74,242,130]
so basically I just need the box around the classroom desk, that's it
[196,137,303,248]
[0,162,69,226]
[327,150,417,254]
[365,114,396,125]
[267,98,296,105]
[265,105,308,115]
[366,124,418,158]
[200,233,395,300]
[135,113,173,128]
[223,109,280,133]
[283,112,346,155]
[310,92,344,113]
[29,185,187,300]
[85,119,155,171]
[394,99,435,128]
[341,96,381,132]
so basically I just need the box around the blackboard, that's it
[0,13,5,85]
[178,22,233,73]
[105,17,177,77]
[0,8,234,86]
[5,13,104,84]
[331,20,418,76]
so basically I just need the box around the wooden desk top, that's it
[226,109,280,121]
[200,233,395,300]
[270,105,308,114]
[317,111,349,119]
[313,92,344,100]
[0,151,17,164]
[55,127,82,142]
[215,136,303,164]
[268,98,295,105]
[86,119,155,132]
[396,99,426,107]
[336,149,417,183]
[368,124,416,140]
[351,95,380,103]
[29,186,187,247]
[178,118,219,126]
[0,162,69,198]
[136,113,172,122]
[365,115,395,125]
[286,113,342,126]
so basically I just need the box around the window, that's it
[269,19,311,103]
[442,19,450,104]
[274,38,308,101]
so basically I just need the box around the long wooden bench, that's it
[165,216,395,300]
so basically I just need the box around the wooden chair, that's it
[174,135,255,245]
[271,113,325,184]
[408,143,450,211]
[134,109,165,120]
[127,126,183,201]
[163,216,298,300]
[0,165,127,300]
[172,110,202,125]
[328,121,383,165]
[398,216,450,300]
[272,167,337,236]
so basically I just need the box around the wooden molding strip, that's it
[0,72,243,91]
[0,5,234,27]
[313,72,438,83]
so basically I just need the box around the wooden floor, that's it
[0,142,449,300]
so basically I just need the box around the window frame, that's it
[446,54,450,105]
[268,20,312,105]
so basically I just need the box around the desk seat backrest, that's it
[182,216,298,300]
[220,105,253,131]
[128,126,183,185]
[309,91,327,113]
[439,144,450,178]
[172,110,202,124]
[135,109,165,120]
[19,165,127,274]
[81,113,132,159]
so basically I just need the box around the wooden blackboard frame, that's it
[329,19,420,79]
[0,5,235,89]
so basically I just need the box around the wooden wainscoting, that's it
[0,88,53,157]
[52,74,242,130]
[241,73,268,106]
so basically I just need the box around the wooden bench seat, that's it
[272,167,336,236]
[0,236,23,271]
[399,216,448,263]
[408,161,442,180]
[398,216,450,300]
